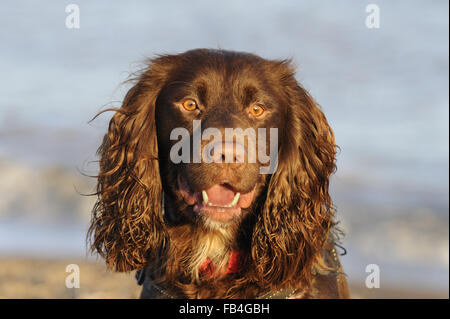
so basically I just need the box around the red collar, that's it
[199,250,242,277]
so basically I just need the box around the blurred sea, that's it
[0,0,448,293]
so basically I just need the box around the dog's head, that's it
[89,49,337,286]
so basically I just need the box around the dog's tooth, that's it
[202,190,209,204]
[231,193,240,207]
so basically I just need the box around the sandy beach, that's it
[0,258,447,299]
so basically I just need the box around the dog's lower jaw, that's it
[200,211,241,230]
[177,174,257,225]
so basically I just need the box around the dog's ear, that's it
[88,57,175,272]
[252,60,337,287]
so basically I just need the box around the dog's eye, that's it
[249,104,265,117]
[181,99,198,111]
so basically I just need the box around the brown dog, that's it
[88,49,349,298]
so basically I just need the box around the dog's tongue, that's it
[205,184,236,206]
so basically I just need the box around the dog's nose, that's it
[205,141,246,166]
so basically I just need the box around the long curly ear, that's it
[252,61,337,288]
[88,59,172,272]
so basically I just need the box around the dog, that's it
[88,49,349,298]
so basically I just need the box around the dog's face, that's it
[155,51,285,226]
[90,49,337,282]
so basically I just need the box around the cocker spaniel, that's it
[88,49,349,299]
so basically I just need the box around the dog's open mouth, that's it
[178,175,256,223]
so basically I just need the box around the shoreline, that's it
[0,258,447,299]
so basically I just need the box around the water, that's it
[0,0,448,293]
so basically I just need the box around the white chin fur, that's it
[201,214,237,230]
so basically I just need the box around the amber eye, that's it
[249,104,265,117]
[181,99,198,111]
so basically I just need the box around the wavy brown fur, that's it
[88,49,338,298]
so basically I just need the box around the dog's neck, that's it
[188,222,240,280]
